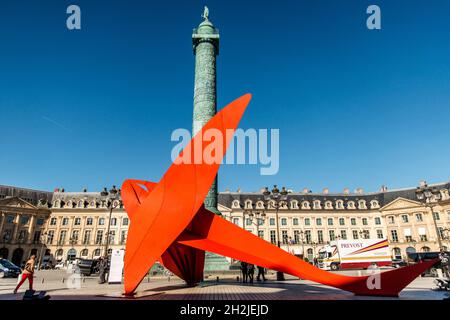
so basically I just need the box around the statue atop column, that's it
[202,6,209,21]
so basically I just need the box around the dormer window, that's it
[325,201,333,209]
[336,200,344,209]
[358,200,367,209]
[290,200,299,209]
[313,200,321,209]
[302,201,310,209]
[232,200,240,209]
[244,200,252,209]
[370,200,380,209]
[347,201,355,209]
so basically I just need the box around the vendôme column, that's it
[192,7,221,215]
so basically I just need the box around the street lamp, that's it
[299,230,305,260]
[263,185,288,281]
[311,241,317,264]
[415,183,444,251]
[243,209,266,237]
[38,231,48,269]
[102,186,120,259]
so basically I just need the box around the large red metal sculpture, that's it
[121,94,436,297]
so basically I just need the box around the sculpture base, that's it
[203,251,230,272]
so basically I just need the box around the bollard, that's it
[236,276,239,282]
[62,278,65,283]
[83,278,86,283]
[41,278,44,284]
[216,276,219,282]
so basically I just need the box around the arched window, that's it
[421,246,431,252]
[244,200,252,209]
[78,200,83,208]
[256,201,265,209]
[81,249,88,257]
[392,247,401,259]
[290,200,299,209]
[232,200,240,209]
[336,200,344,209]
[93,248,101,258]
[406,247,416,254]
[347,201,355,209]
[358,200,367,209]
[55,249,64,258]
[67,248,77,261]
[325,201,333,209]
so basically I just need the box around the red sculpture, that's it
[121,94,435,297]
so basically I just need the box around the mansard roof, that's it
[218,181,450,209]
[0,185,53,207]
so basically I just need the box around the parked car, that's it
[407,251,449,277]
[392,259,407,268]
[40,261,54,270]
[75,258,100,276]
[0,259,21,278]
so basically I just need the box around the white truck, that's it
[317,238,392,271]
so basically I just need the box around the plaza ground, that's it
[0,269,449,300]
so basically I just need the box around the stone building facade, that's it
[219,182,450,262]
[1,182,450,266]
[0,186,53,266]
[44,188,128,263]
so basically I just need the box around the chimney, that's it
[343,188,350,195]
[420,180,427,187]
[355,188,364,195]
[380,185,388,192]
[302,188,309,194]
[323,188,329,195]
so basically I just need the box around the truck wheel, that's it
[330,263,340,271]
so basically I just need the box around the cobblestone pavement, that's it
[1,270,449,300]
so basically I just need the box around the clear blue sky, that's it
[1,0,449,193]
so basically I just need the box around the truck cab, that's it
[318,245,339,271]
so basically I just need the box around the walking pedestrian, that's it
[256,265,266,281]
[439,249,449,278]
[13,255,36,294]
[247,263,255,283]
[240,261,248,283]
[98,257,107,284]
